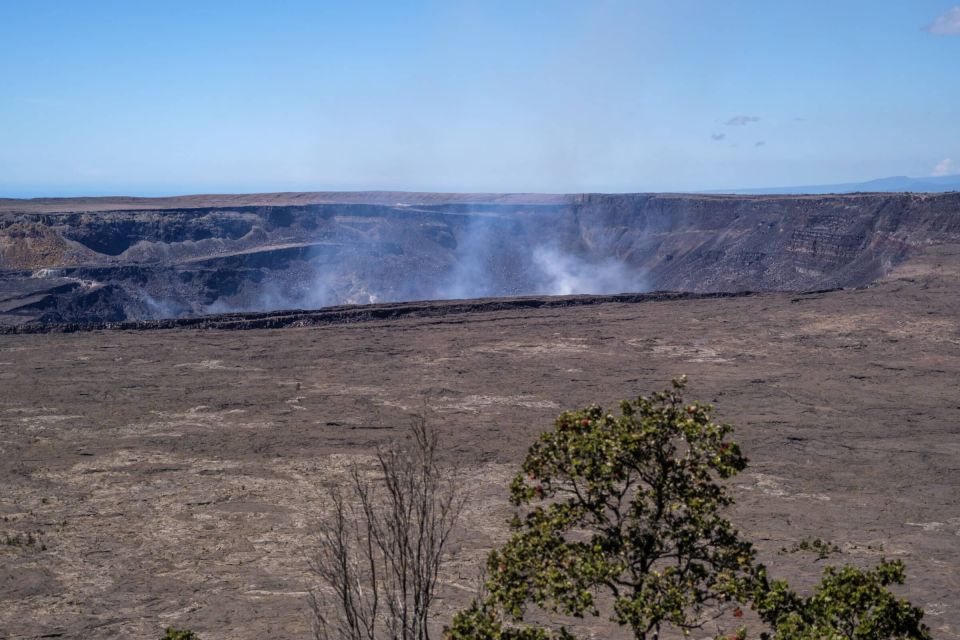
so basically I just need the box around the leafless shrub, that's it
[309,416,465,640]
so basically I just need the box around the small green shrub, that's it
[2,531,45,551]
[160,628,200,640]
[778,537,841,560]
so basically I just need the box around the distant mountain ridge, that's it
[711,174,960,195]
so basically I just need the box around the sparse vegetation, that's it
[309,416,465,640]
[779,537,841,560]
[2,530,45,551]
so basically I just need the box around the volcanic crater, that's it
[0,192,958,639]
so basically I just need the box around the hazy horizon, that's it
[5,172,960,201]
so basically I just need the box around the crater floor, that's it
[1,246,959,639]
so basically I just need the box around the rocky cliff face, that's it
[1,192,957,324]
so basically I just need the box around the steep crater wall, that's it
[0,192,957,324]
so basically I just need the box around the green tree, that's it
[447,379,934,640]
[751,559,932,640]
[448,378,755,640]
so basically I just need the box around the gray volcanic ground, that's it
[0,192,959,639]
[3,191,959,325]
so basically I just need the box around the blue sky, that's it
[1,1,958,196]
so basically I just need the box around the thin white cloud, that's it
[925,6,960,35]
[933,158,959,176]
[726,115,760,126]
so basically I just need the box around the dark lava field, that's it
[1,193,959,639]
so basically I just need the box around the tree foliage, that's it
[751,559,932,640]
[447,378,934,640]
[449,377,754,640]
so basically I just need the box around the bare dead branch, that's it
[309,416,466,640]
